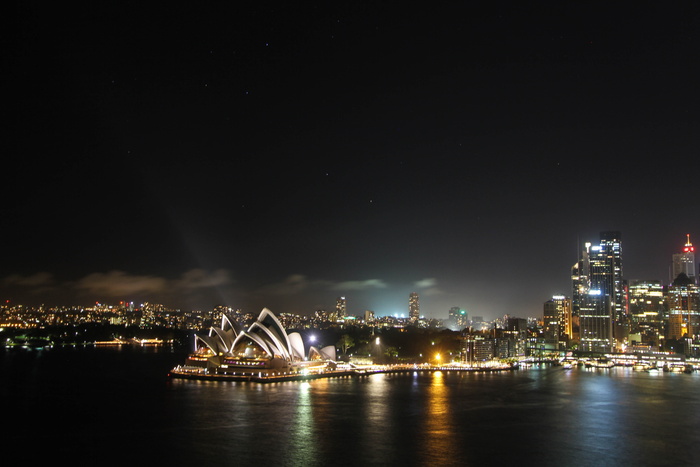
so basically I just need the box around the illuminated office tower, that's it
[666,273,700,339]
[543,299,560,348]
[578,290,611,352]
[543,295,572,348]
[595,231,626,327]
[571,245,589,319]
[627,280,665,346]
[672,234,696,283]
[570,242,592,341]
[409,292,420,321]
[573,231,624,352]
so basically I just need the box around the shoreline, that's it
[167,364,516,383]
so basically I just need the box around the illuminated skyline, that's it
[5,2,700,319]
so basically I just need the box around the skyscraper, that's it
[543,298,561,349]
[573,231,625,352]
[543,295,572,348]
[666,273,700,340]
[672,234,696,283]
[409,292,420,321]
[335,297,347,321]
[628,280,665,347]
[595,231,625,326]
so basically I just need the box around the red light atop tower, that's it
[683,234,693,253]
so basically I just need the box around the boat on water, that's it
[585,359,614,369]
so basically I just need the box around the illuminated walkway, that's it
[168,362,515,383]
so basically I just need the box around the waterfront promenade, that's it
[169,354,700,383]
[168,362,515,383]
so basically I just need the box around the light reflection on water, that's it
[4,348,700,466]
[420,371,458,465]
[114,367,700,466]
[286,381,317,465]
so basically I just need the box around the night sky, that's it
[5,2,700,319]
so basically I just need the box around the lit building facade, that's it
[666,273,700,340]
[595,231,626,329]
[448,306,468,330]
[409,292,420,321]
[543,295,572,349]
[573,231,625,352]
[335,297,347,321]
[672,234,696,284]
[627,280,665,346]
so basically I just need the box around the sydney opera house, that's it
[171,308,339,380]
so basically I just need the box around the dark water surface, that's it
[3,346,699,466]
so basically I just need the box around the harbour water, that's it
[3,345,700,466]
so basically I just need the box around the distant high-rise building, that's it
[409,292,420,321]
[335,297,347,321]
[448,306,468,330]
[573,231,624,352]
[672,234,696,283]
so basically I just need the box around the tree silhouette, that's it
[337,334,354,354]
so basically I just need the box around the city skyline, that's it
[6,2,700,319]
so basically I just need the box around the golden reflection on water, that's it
[420,371,458,465]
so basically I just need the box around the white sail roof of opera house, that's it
[194,308,336,362]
